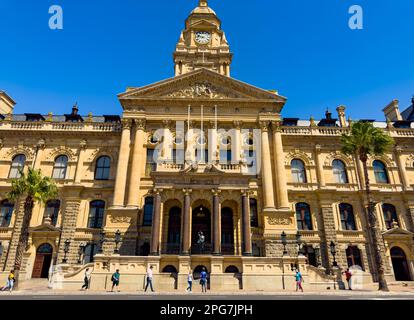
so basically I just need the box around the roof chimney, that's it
[336,105,347,127]
[382,99,402,121]
[72,102,79,115]
[325,109,332,120]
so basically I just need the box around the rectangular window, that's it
[143,197,154,227]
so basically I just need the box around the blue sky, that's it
[0,0,413,120]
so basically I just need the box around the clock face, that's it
[195,31,211,44]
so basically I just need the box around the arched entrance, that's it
[32,243,53,279]
[167,207,181,254]
[391,247,411,281]
[221,207,234,255]
[192,205,211,254]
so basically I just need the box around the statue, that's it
[197,231,205,253]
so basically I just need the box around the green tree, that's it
[341,121,394,291]
[7,168,58,284]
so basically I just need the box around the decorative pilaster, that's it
[314,144,326,188]
[241,190,252,256]
[181,189,192,255]
[150,189,162,256]
[319,203,338,272]
[208,120,218,164]
[112,119,132,207]
[233,121,242,164]
[259,121,276,211]
[271,121,290,209]
[127,119,146,207]
[33,139,46,169]
[212,189,221,255]
[395,146,410,190]
[74,139,87,183]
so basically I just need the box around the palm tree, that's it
[341,121,394,291]
[7,167,58,285]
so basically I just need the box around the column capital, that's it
[153,188,163,195]
[79,139,87,150]
[233,121,242,130]
[395,145,404,154]
[162,120,172,129]
[134,119,146,131]
[259,121,270,132]
[271,120,282,132]
[315,144,322,152]
[209,120,218,130]
[241,189,252,197]
[35,138,46,150]
[183,188,192,195]
[211,189,221,196]
[121,118,133,130]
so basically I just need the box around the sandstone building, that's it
[0,1,413,290]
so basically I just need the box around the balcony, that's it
[0,120,121,133]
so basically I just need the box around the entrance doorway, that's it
[192,205,211,254]
[221,207,234,255]
[391,247,411,281]
[32,243,53,278]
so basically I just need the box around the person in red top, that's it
[343,268,352,290]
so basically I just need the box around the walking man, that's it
[145,266,155,292]
[111,269,120,292]
[295,269,304,292]
[186,269,193,292]
[200,267,208,293]
[344,268,352,290]
[81,268,91,291]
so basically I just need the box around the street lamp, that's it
[63,239,71,263]
[114,230,122,254]
[98,230,106,254]
[296,231,303,256]
[314,246,321,267]
[77,243,86,264]
[281,231,287,256]
[330,241,338,267]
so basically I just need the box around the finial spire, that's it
[199,0,208,7]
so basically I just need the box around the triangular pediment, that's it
[30,224,61,233]
[382,227,413,237]
[118,68,286,103]
[189,19,218,29]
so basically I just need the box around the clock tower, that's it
[173,0,233,77]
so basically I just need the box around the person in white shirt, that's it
[81,268,91,291]
[186,269,193,292]
[145,266,154,292]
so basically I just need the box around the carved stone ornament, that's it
[166,81,243,99]
[110,216,133,224]
[267,216,293,226]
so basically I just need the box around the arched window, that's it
[0,242,3,257]
[44,200,60,226]
[0,200,14,227]
[250,198,258,228]
[167,207,181,246]
[346,246,363,269]
[373,160,389,184]
[295,203,313,230]
[291,159,307,183]
[95,156,111,180]
[303,245,317,267]
[332,160,348,183]
[52,155,68,179]
[143,197,154,226]
[225,265,239,273]
[9,154,26,179]
[339,203,357,231]
[87,200,105,229]
[162,265,178,273]
[382,204,398,230]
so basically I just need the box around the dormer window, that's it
[25,113,45,122]
[103,115,121,123]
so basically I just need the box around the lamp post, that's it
[330,241,338,267]
[99,230,106,254]
[296,231,303,256]
[114,230,121,254]
[314,246,321,267]
[281,231,287,256]
[62,239,71,263]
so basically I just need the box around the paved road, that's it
[0,292,413,300]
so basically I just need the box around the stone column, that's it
[336,105,347,127]
[406,204,414,233]
[355,155,365,189]
[319,203,338,272]
[181,189,192,255]
[314,144,326,188]
[33,139,45,169]
[242,191,252,256]
[395,146,410,190]
[212,190,221,255]
[271,121,290,209]
[208,121,218,164]
[74,139,87,183]
[112,119,132,207]
[260,121,276,211]
[162,120,172,161]
[150,190,162,256]
[232,121,241,164]
[127,119,146,207]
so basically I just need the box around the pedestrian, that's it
[81,268,91,291]
[111,269,120,292]
[344,268,352,290]
[0,270,15,293]
[145,266,154,292]
[295,269,304,292]
[186,269,193,292]
[200,268,208,293]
